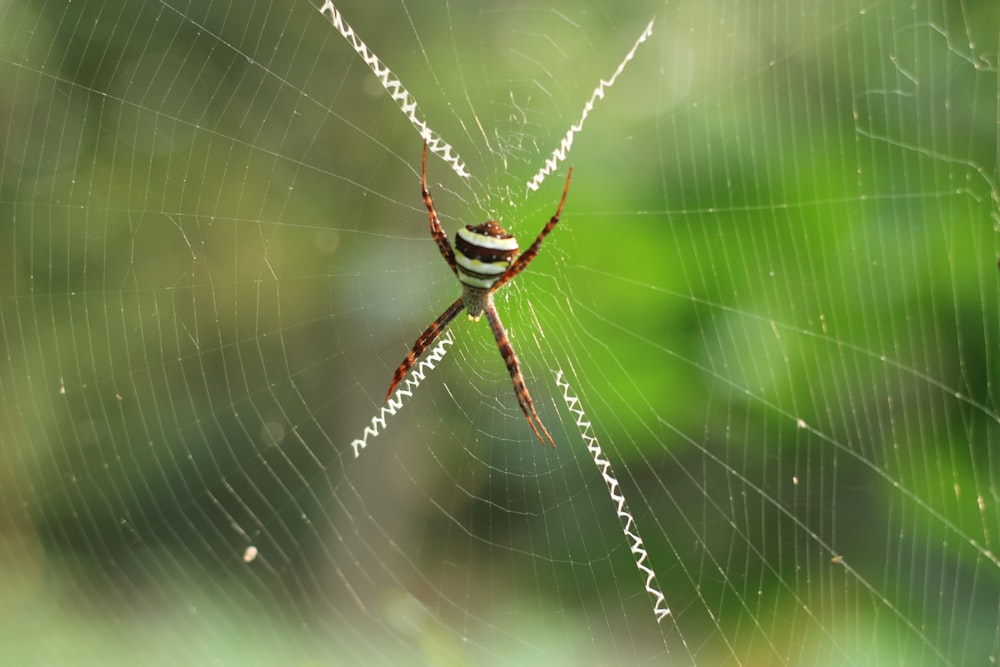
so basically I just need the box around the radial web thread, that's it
[350,332,455,458]
[318,1,470,179]
[555,369,671,624]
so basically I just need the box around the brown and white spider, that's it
[384,141,573,448]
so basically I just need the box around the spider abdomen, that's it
[454,221,519,289]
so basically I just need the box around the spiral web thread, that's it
[318,0,470,179]
[349,332,455,458]
[555,369,671,624]
[526,19,655,192]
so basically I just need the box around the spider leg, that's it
[422,141,458,275]
[386,297,465,400]
[484,303,556,447]
[491,166,572,293]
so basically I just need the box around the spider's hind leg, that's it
[386,297,464,400]
[484,305,556,447]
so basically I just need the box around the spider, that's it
[384,141,573,448]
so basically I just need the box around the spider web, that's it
[1,0,998,665]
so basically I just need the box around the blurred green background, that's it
[1,0,998,664]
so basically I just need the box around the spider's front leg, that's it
[492,166,572,292]
[422,141,458,276]
[484,303,556,448]
[386,297,465,400]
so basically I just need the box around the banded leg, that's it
[492,167,572,292]
[422,141,457,275]
[386,297,465,400]
[484,304,556,448]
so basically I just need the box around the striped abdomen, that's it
[454,221,519,290]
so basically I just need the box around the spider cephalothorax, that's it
[384,141,572,447]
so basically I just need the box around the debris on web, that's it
[555,369,671,624]
[350,332,455,458]
[527,19,655,192]
[318,1,470,179]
